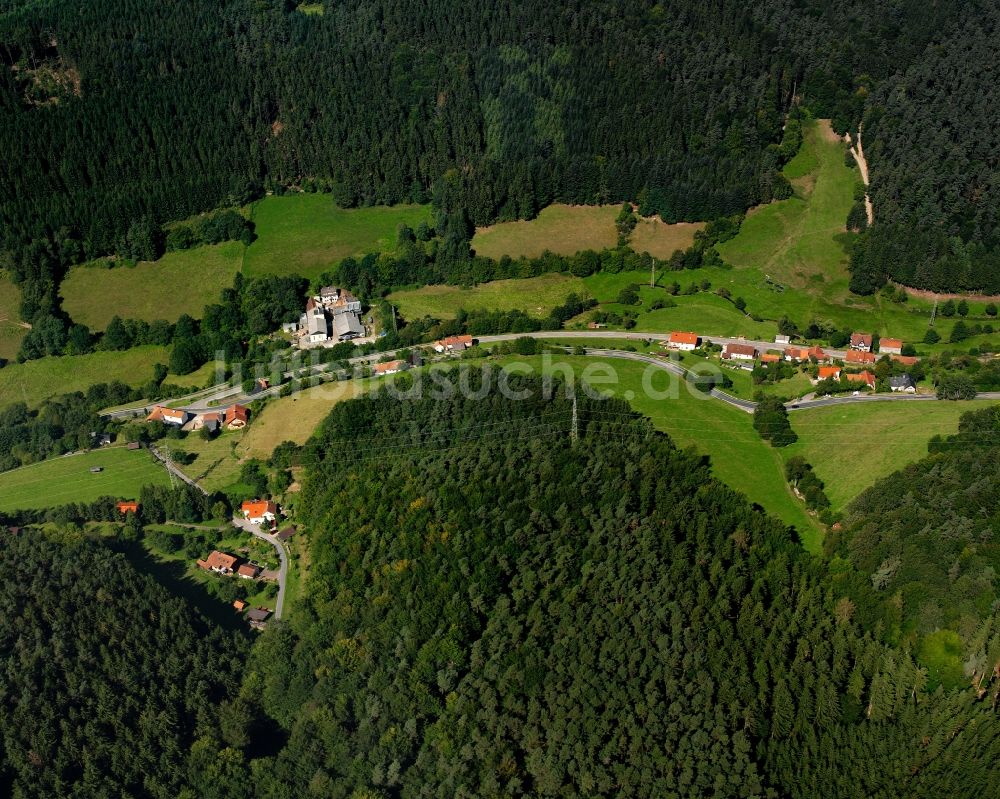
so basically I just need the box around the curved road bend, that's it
[232,516,289,621]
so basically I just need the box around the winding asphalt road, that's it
[103,329,1000,420]
[232,516,288,621]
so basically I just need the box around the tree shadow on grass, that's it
[111,538,250,635]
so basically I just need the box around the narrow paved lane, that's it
[232,516,288,621]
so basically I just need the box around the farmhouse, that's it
[224,404,250,430]
[238,563,261,580]
[784,347,810,362]
[889,374,917,393]
[146,405,189,426]
[241,499,277,525]
[116,500,139,515]
[850,332,873,351]
[374,359,407,376]
[197,550,238,575]
[668,331,700,351]
[879,337,903,355]
[846,371,877,390]
[303,305,330,344]
[760,352,781,364]
[722,343,757,361]
[332,307,364,340]
[434,334,474,353]
[187,412,222,433]
[816,365,842,382]
[845,349,876,365]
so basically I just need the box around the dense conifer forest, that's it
[827,405,1000,689]
[0,534,247,797]
[3,0,1000,312]
[222,372,998,797]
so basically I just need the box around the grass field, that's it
[0,447,169,512]
[785,399,1000,511]
[240,380,367,457]
[629,218,703,258]
[493,355,825,551]
[0,345,168,409]
[389,273,587,320]
[172,430,247,494]
[165,360,225,389]
[242,195,432,280]
[473,205,620,259]
[61,243,243,330]
[0,272,26,360]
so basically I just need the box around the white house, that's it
[722,343,757,361]
[434,335,473,352]
[668,331,700,350]
[241,499,277,525]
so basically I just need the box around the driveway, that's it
[232,516,289,621]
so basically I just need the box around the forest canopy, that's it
[3,0,999,307]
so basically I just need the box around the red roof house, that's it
[224,404,250,429]
[116,500,139,515]
[850,332,873,351]
[197,551,238,574]
[237,563,261,580]
[817,365,842,381]
[374,359,407,376]
[668,331,700,350]
[879,337,903,355]
[241,499,277,524]
[760,352,781,364]
[433,334,473,353]
[846,349,876,365]
[846,370,877,390]
[233,599,248,612]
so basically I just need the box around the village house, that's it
[146,405,189,426]
[116,500,139,515]
[281,319,298,334]
[668,331,700,351]
[850,332,873,351]
[331,307,365,340]
[889,374,917,393]
[374,359,407,376]
[233,599,248,612]
[238,563,261,580]
[722,342,757,361]
[276,525,296,542]
[298,287,365,345]
[224,404,250,430]
[186,411,222,433]
[816,365,842,382]
[303,305,330,344]
[846,349,877,365]
[241,499,277,525]
[892,354,920,367]
[587,321,607,330]
[247,607,272,629]
[197,550,238,575]
[784,346,810,362]
[846,370,877,390]
[879,337,903,355]
[774,334,791,345]
[434,334,474,353]
[760,352,781,364]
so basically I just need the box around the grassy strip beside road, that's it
[0,448,169,512]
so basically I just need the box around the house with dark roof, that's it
[889,374,916,393]
[722,343,757,361]
[276,525,296,542]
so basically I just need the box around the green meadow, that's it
[389,273,587,320]
[0,447,169,512]
[0,345,169,409]
[61,243,243,330]
[242,194,432,280]
[784,399,1000,511]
